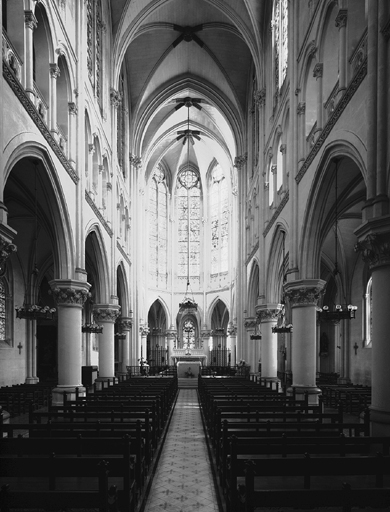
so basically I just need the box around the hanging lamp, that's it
[317,159,357,322]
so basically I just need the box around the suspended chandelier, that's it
[317,158,357,323]
[272,232,293,334]
[16,162,56,321]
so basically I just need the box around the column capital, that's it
[68,102,78,115]
[313,63,323,79]
[0,236,17,273]
[24,10,38,30]
[110,88,122,108]
[284,279,326,308]
[297,102,306,115]
[280,144,287,154]
[118,317,132,331]
[244,317,257,331]
[335,9,348,29]
[255,304,279,322]
[227,322,237,336]
[49,63,61,79]
[129,154,142,169]
[139,324,150,336]
[234,154,248,169]
[254,88,266,108]
[165,328,177,339]
[93,305,121,323]
[49,280,91,306]
[355,232,390,269]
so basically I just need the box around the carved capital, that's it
[165,329,177,339]
[284,280,326,308]
[271,164,277,175]
[355,233,390,269]
[49,280,91,306]
[297,102,306,115]
[118,317,132,331]
[313,63,323,79]
[49,63,61,79]
[244,317,257,331]
[110,88,122,108]
[88,143,95,154]
[68,102,78,115]
[280,144,287,154]
[256,307,279,323]
[24,10,38,30]
[93,305,121,323]
[129,154,142,169]
[139,324,150,336]
[335,9,348,29]
[234,154,248,169]
[0,237,17,272]
[227,322,237,336]
[254,88,266,107]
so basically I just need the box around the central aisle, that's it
[142,388,221,512]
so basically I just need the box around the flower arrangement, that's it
[15,305,56,320]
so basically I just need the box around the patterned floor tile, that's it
[143,389,220,512]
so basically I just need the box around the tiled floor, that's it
[142,389,221,512]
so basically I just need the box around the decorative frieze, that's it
[355,233,390,269]
[93,306,121,323]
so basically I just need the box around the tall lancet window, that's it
[149,166,168,288]
[86,0,103,108]
[177,169,201,284]
[210,165,229,275]
[272,0,288,92]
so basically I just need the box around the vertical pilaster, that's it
[284,279,326,403]
[227,323,237,366]
[335,9,348,97]
[68,102,78,166]
[49,63,60,135]
[49,280,91,405]
[313,63,323,136]
[93,305,121,382]
[24,10,37,100]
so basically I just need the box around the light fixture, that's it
[15,161,56,321]
[82,322,103,334]
[272,232,293,334]
[250,321,262,340]
[317,159,357,323]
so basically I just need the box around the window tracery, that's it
[272,0,288,93]
[149,167,168,288]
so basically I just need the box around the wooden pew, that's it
[0,451,136,512]
[235,452,390,512]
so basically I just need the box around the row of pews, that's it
[0,382,52,417]
[0,376,178,512]
[198,376,390,512]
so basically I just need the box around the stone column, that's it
[117,316,132,375]
[280,144,287,194]
[271,164,277,208]
[227,323,237,366]
[313,63,323,136]
[355,231,390,435]
[244,317,257,373]
[297,102,306,163]
[24,10,37,100]
[49,280,91,405]
[93,305,121,383]
[139,324,149,363]
[68,102,78,166]
[284,279,326,403]
[49,63,60,136]
[335,9,348,98]
[256,305,280,385]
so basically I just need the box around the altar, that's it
[177,361,201,378]
[170,348,207,366]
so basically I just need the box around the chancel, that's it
[1,1,390,511]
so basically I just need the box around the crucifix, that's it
[353,342,359,355]
[17,342,23,354]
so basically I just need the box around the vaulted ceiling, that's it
[110,0,266,185]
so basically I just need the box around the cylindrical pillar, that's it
[257,305,279,385]
[227,323,237,366]
[93,305,121,383]
[49,280,91,405]
[118,316,132,375]
[285,279,326,403]
[139,324,149,363]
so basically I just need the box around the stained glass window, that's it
[182,318,196,348]
[0,279,5,340]
[177,169,201,281]
[149,167,167,287]
[272,0,288,91]
[210,165,229,275]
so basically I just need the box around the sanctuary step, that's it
[178,377,198,389]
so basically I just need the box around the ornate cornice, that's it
[284,280,326,308]
[3,61,79,184]
[355,233,390,269]
[263,190,289,237]
[85,191,113,237]
[296,57,367,184]
[50,282,91,306]
[93,306,121,323]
